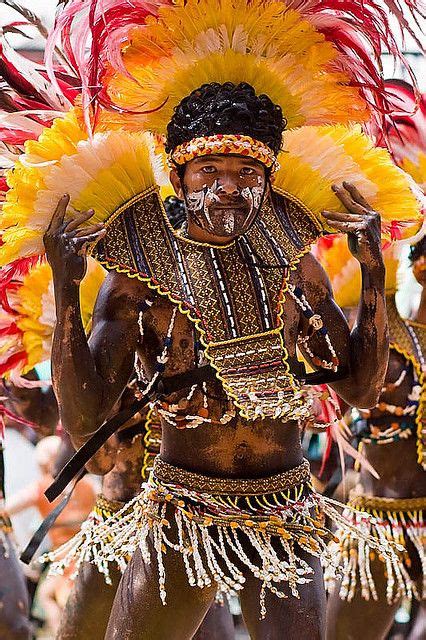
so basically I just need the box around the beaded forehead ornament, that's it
[170,134,278,171]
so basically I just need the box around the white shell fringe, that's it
[39,479,403,618]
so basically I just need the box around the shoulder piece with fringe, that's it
[90,186,318,421]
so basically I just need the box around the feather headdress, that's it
[380,81,426,192]
[0,107,161,264]
[275,124,424,242]
[0,0,424,265]
[46,0,425,136]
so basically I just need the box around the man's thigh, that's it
[105,543,217,640]
[239,550,326,640]
[326,569,400,640]
[0,534,31,640]
[56,561,121,640]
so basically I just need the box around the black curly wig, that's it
[409,236,426,263]
[166,82,286,160]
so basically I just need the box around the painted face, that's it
[181,155,267,238]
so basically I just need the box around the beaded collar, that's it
[386,295,426,469]
[93,187,322,421]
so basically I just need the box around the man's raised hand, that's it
[322,182,383,270]
[43,195,106,285]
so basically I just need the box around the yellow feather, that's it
[275,125,423,241]
[315,237,401,309]
[105,0,370,135]
[400,152,426,192]
[15,258,106,373]
[0,115,156,264]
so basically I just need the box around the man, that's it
[44,81,389,639]
[326,239,426,640]
[325,79,426,640]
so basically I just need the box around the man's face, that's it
[412,250,426,286]
[171,155,267,239]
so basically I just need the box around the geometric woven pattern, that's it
[93,188,320,419]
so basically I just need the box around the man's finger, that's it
[342,182,372,209]
[332,185,366,215]
[66,224,105,239]
[323,218,364,233]
[47,195,70,232]
[72,230,106,247]
[322,211,364,223]
[73,223,105,238]
[65,209,95,232]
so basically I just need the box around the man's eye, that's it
[202,166,216,174]
[241,167,255,176]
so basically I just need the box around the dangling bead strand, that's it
[288,285,339,371]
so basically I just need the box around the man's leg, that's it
[0,534,31,640]
[325,560,400,640]
[239,550,326,640]
[193,601,235,640]
[407,600,426,640]
[105,544,217,640]
[56,561,122,640]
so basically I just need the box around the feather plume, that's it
[377,81,426,191]
[314,237,402,309]
[0,257,105,378]
[44,0,425,135]
[0,35,70,111]
[0,108,157,263]
[275,124,424,241]
[44,0,167,131]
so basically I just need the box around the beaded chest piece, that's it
[387,295,426,470]
[93,188,321,421]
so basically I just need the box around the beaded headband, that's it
[170,134,278,170]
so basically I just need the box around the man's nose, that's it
[217,178,240,196]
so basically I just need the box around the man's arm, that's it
[45,196,146,472]
[5,484,38,515]
[298,183,388,408]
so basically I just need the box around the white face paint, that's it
[185,175,266,238]
[241,176,265,220]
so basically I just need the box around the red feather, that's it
[44,1,169,130]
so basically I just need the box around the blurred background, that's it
[0,1,425,639]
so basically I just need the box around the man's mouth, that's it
[212,204,248,210]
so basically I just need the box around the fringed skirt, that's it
[325,493,426,603]
[40,494,128,582]
[41,458,403,618]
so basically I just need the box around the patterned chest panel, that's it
[387,295,426,470]
[93,188,319,420]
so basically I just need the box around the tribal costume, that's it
[0,0,425,618]
[322,81,426,605]
[50,456,405,617]
[325,295,426,604]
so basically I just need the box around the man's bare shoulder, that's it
[294,251,332,295]
[94,270,151,320]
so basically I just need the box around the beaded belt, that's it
[349,493,426,513]
[152,457,310,496]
